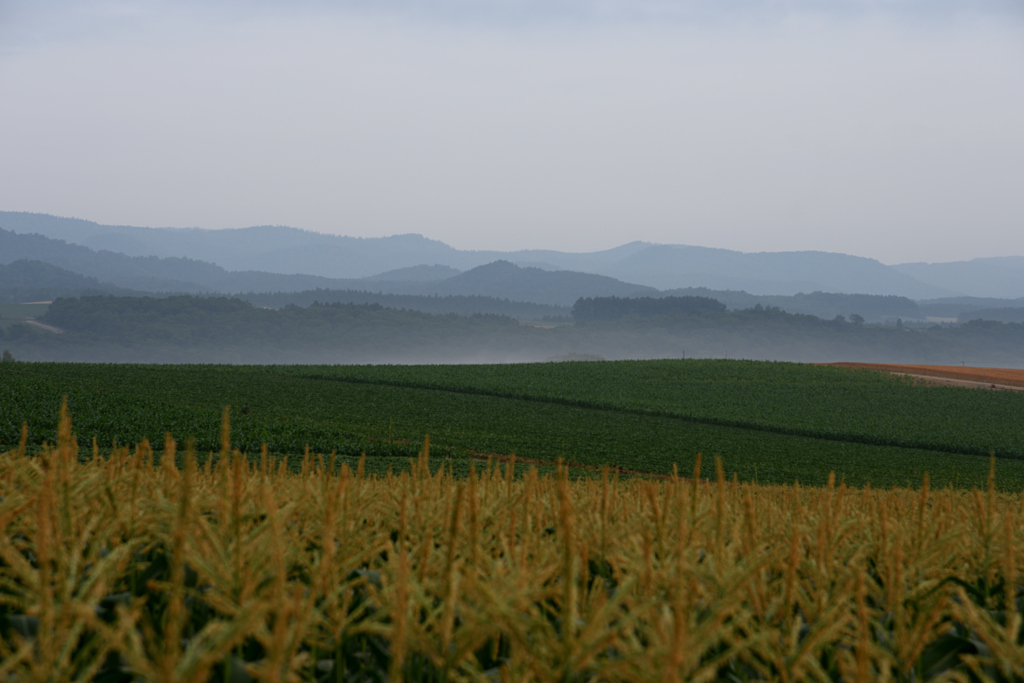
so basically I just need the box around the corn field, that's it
[3,404,1024,682]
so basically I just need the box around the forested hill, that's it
[425,261,659,306]
[5,252,1024,325]
[239,289,569,320]
[0,260,574,319]
[664,288,923,322]
[0,260,132,302]
[0,228,660,305]
[3,294,1024,366]
[572,295,726,321]
[0,228,375,294]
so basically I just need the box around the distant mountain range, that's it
[0,228,658,306]
[4,212,1024,317]
[6,211,1024,299]
[893,259,1024,300]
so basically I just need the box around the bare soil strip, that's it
[825,362,1024,391]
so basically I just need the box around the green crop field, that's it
[2,359,1023,489]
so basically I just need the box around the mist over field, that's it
[1,292,1022,368]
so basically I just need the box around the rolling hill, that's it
[424,261,658,306]
[0,227,424,294]
[0,260,133,302]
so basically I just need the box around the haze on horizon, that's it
[1,0,1022,265]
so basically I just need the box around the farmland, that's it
[2,359,1024,489]
[3,415,1024,681]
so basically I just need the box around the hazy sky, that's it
[1,1,1022,263]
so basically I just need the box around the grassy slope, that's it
[2,360,1022,489]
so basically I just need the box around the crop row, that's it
[4,410,1024,681]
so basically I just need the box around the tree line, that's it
[572,295,727,322]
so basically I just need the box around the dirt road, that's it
[824,362,1024,391]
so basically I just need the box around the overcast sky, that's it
[1,0,1021,264]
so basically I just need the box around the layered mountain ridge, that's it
[6,210,1017,299]
[2,212,1024,313]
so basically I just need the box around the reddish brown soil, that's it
[823,363,1024,390]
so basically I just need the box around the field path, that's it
[825,363,1024,391]
[23,319,64,334]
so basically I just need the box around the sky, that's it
[0,1,1022,264]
